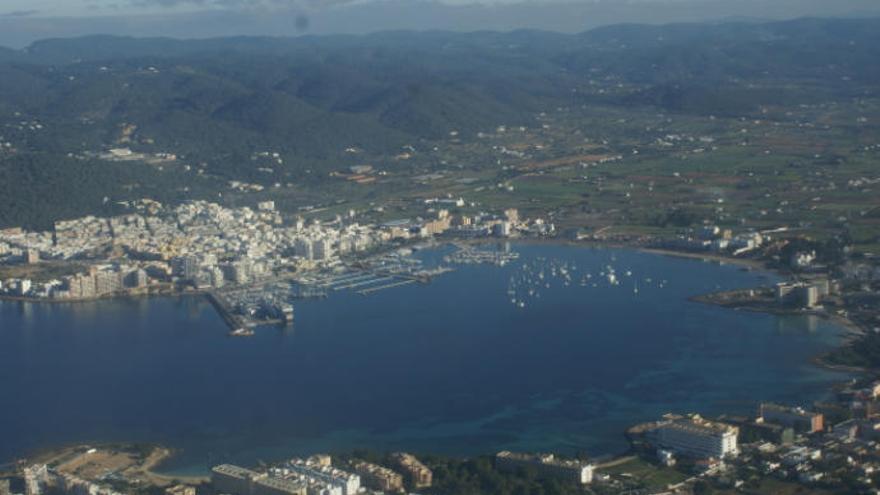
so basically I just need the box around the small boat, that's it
[229,327,255,337]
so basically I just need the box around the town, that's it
[0,199,547,332]
[2,191,880,495]
[1,195,880,495]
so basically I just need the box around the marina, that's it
[358,279,417,295]
[210,246,464,332]
[204,243,723,331]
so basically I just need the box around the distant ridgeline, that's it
[0,17,879,229]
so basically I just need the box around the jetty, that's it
[205,291,247,331]
[358,279,417,295]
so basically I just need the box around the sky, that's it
[1,0,879,48]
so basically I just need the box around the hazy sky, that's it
[1,0,879,47]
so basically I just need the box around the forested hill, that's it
[1,17,879,229]
[3,18,879,150]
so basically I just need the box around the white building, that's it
[18,279,32,296]
[495,452,593,484]
[653,415,738,459]
[287,458,360,495]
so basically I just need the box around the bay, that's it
[0,244,847,474]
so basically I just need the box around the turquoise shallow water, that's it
[0,244,848,473]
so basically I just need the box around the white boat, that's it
[229,327,255,337]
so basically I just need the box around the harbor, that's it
[205,242,673,331]
[0,242,846,474]
[209,246,461,334]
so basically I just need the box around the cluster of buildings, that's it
[212,464,308,495]
[18,463,125,495]
[776,278,836,309]
[95,147,178,166]
[657,225,766,255]
[636,414,740,465]
[388,453,432,490]
[212,453,431,495]
[634,405,824,468]
[0,262,150,300]
[494,451,594,484]
[350,462,403,493]
[0,200,540,302]
[622,389,880,491]
[380,207,533,240]
[285,456,361,495]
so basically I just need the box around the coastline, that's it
[0,284,196,305]
[477,236,870,381]
[2,237,870,480]
[636,246,770,272]
[4,443,208,487]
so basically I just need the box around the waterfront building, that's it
[213,464,256,495]
[720,414,795,445]
[423,216,451,236]
[58,473,125,495]
[125,268,149,288]
[67,274,92,298]
[759,403,824,433]
[389,453,432,488]
[210,267,226,288]
[23,464,48,495]
[652,415,739,459]
[180,256,201,281]
[287,458,359,495]
[776,282,821,308]
[211,465,307,495]
[94,269,123,295]
[495,451,593,484]
[253,476,307,495]
[352,461,403,493]
[493,221,512,238]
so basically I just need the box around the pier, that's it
[205,291,247,331]
[358,279,417,295]
[333,276,394,290]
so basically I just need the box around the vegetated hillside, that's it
[0,153,225,230]
[0,17,878,229]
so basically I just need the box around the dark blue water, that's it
[0,245,847,474]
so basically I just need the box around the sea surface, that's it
[0,244,848,474]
